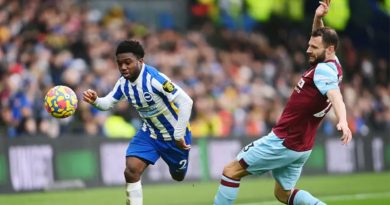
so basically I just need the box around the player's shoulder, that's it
[144,64,169,84]
[315,59,339,76]
[144,64,158,75]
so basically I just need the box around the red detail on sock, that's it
[221,179,240,188]
[238,158,249,169]
[222,174,240,182]
[288,189,300,205]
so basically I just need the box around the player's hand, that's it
[337,121,352,145]
[175,138,191,150]
[83,89,98,104]
[315,0,331,18]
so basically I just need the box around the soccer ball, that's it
[44,85,78,118]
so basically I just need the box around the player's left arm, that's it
[171,86,193,150]
[153,74,193,150]
[314,63,352,145]
[327,89,352,145]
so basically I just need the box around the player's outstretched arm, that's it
[83,88,118,111]
[83,89,98,104]
[313,0,331,32]
[327,89,352,145]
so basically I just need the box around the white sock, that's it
[126,181,143,205]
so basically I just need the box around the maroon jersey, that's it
[272,59,343,151]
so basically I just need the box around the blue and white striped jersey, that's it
[96,63,191,141]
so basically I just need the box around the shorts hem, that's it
[126,155,155,165]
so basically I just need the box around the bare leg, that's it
[124,157,148,205]
[274,181,291,204]
[214,160,250,205]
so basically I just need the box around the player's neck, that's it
[128,71,141,83]
[325,53,336,61]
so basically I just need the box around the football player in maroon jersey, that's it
[214,1,352,205]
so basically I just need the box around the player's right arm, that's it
[312,0,330,31]
[83,79,123,110]
[83,89,98,104]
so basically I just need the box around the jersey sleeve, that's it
[93,78,123,110]
[150,72,180,102]
[110,79,124,101]
[314,63,340,95]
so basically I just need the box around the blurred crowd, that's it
[0,0,389,139]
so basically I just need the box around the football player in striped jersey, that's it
[83,40,193,205]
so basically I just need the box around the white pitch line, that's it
[236,192,390,205]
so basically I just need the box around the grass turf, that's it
[0,172,389,205]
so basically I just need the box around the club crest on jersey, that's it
[143,92,153,102]
[294,78,305,93]
[163,81,175,93]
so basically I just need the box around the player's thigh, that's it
[126,130,160,165]
[272,150,311,190]
[159,131,192,173]
[237,132,296,175]
[160,142,189,173]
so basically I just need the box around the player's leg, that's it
[274,181,326,205]
[274,181,291,203]
[272,150,326,205]
[163,147,189,182]
[124,157,148,205]
[214,132,282,205]
[159,130,191,181]
[214,160,250,205]
[125,130,160,205]
[125,157,149,182]
[288,188,326,205]
[168,158,188,181]
[214,131,305,205]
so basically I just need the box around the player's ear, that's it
[326,45,335,55]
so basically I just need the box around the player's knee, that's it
[124,166,142,182]
[222,166,233,178]
[222,162,242,180]
[171,174,185,182]
[170,169,186,182]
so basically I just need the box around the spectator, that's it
[0,0,388,138]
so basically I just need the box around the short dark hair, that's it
[311,27,339,50]
[115,40,145,58]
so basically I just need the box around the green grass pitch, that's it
[0,172,389,205]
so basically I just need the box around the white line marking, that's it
[236,192,390,205]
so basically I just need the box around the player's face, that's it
[116,52,143,81]
[306,36,326,66]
